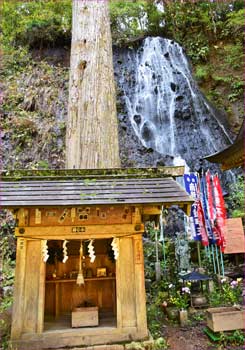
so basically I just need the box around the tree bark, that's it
[66,0,120,169]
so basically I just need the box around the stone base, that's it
[11,328,149,350]
[55,346,124,350]
[53,339,155,350]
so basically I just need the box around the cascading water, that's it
[114,37,232,171]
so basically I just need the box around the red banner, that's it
[206,170,214,222]
[212,174,226,252]
[196,198,209,246]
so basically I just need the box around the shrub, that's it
[223,8,244,40]
[209,278,243,307]
[227,176,244,218]
[195,65,210,83]
[1,0,72,49]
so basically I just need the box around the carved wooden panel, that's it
[28,206,132,227]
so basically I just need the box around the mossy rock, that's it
[125,342,145,350]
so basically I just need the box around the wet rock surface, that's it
[1,40,240,191]
[113,37,234,173]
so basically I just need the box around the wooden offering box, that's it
[72,307,99,328]
[207,306,245,332]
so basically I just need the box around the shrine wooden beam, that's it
[15,224,145,239]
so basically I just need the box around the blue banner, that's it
[183,173,198,199]
[183,174,201,241]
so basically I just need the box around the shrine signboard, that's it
[224,218,245,254]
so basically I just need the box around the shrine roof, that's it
[204,121,244,170]
[0,167,193,208]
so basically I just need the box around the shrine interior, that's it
[44,239,117,331]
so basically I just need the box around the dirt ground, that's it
[163,324,244,350]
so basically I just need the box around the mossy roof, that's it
[0,167,193,208]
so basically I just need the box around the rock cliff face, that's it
[1,37,239,186]
[114,37,233,172]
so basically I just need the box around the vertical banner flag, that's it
[183,173,202,241]
[196,197,209,246]
[205,170,214,222]
[200,176,216,244]
[212,174,226,252]
[206,170,221,245]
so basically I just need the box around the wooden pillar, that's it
[37,244,46,334]
[22,240,45,333]
[117,237,136,328]
[11,238,27,339]
[133,235,148,336]
[11,239,45,338]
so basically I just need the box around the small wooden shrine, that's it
[1,167,193,350]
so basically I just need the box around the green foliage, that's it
[144,221,179,285]
[190,311,205,323]
[208,287,223,307]
[169,287,190,310]
[146,302,165,338]
[212,75,244,102]
[223,8,244,40]
[208,279,243,307]
[162,2,229,47]
[0,211,15,350]
[228,80,244,101]
[153,337,168,350]
[0,46,31,75]
[1,58,68,170]
[218,330,245,348]
[0,314,12,350]
[109,0,165,45]
[34,160,50,169]
[1,0,72,49]
[231,330,245,346]
[212,75,232,84]
[194,65,210,83]
[0,225,16,289]
[126,342,145,350]
[224,42,243,69]
[227,176,244,218]
[185,35,210,63]
[0,295,13,314]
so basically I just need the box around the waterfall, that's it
[115,37,232,171]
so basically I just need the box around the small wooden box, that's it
[207,306,245,332]
[72,306,99,327]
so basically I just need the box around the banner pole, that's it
[159,206,167,275]
[197,241,201,267]
[211,245,217,274]
[219,247,225,277]
[215,244,220,276]
[155,227,161,281]
[206,245,211,261]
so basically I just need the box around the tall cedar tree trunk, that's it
[66,0,120,169]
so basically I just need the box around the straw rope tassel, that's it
[42,240,49,262]
[76,241,84,285]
